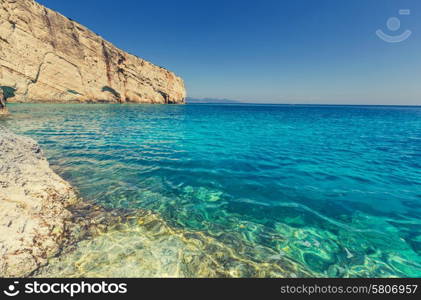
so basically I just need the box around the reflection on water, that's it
[2,103,421,277]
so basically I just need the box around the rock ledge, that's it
[0,128,77,277]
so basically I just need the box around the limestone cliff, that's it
[0,0,186,104]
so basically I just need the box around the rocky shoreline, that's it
[0,128,130,277]
[0,128,313,278]
[0,128,78,276]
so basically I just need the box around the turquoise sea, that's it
[2,103,421,277]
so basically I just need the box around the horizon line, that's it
[187,99,421,107]
[187,102,421,107]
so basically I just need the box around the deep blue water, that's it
[2,103,421,277]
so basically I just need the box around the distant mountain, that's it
[186,97,242,104]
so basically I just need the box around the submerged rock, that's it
[0,0,186,104]
[0,128,78,277]
[35,210,314,278]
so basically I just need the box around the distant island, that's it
[187,97,243,104]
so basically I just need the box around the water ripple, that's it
[2,103,421,277]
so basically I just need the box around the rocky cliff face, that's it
[0,0,186,104]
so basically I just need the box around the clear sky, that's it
[37,0,421,105]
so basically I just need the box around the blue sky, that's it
[37,0,421,105]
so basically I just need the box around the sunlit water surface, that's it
[2,103,421,277]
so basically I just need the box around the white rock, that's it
[0,128,78,277]
[0,0,186,104]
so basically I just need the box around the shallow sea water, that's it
[2,103,421,277]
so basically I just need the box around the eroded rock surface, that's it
[0,0,186,104]
[0,128,78,277]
